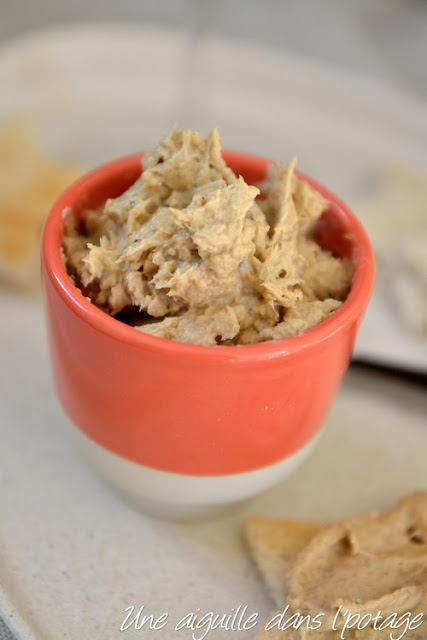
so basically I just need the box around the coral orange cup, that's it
[41,151,374,519]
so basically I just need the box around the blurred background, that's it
[1,0,427,95]
[0,0,426,98]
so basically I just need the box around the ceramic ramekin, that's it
[41,151,374,519]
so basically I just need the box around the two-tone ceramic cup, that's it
[41,151,374,519]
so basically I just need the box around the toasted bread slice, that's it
[245,516,323,607]
[248,493,427,639]
[0,117,79,290]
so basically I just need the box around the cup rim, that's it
[41,150,375,362]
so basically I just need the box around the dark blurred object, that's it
[351,359,427,388]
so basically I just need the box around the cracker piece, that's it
[245,516,322,607]
[0,118,79,290]
[247,493,427,639]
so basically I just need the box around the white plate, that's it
[0,25,426,640]
[0,22,426,370]
[0,288,426,640]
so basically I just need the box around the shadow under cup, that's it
[41,150,374,518]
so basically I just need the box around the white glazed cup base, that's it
[113,487,247,521]
[68,425,319,521]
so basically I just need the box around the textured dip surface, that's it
[247,492,427,639]
[63,128,351,345]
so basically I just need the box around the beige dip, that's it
[63,128,351,345]
[247,493,427,640]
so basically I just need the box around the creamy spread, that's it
[249,493,427,639]
[63,128,351,345]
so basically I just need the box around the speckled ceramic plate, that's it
[0,24,426,640]
[1,288,426,640]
